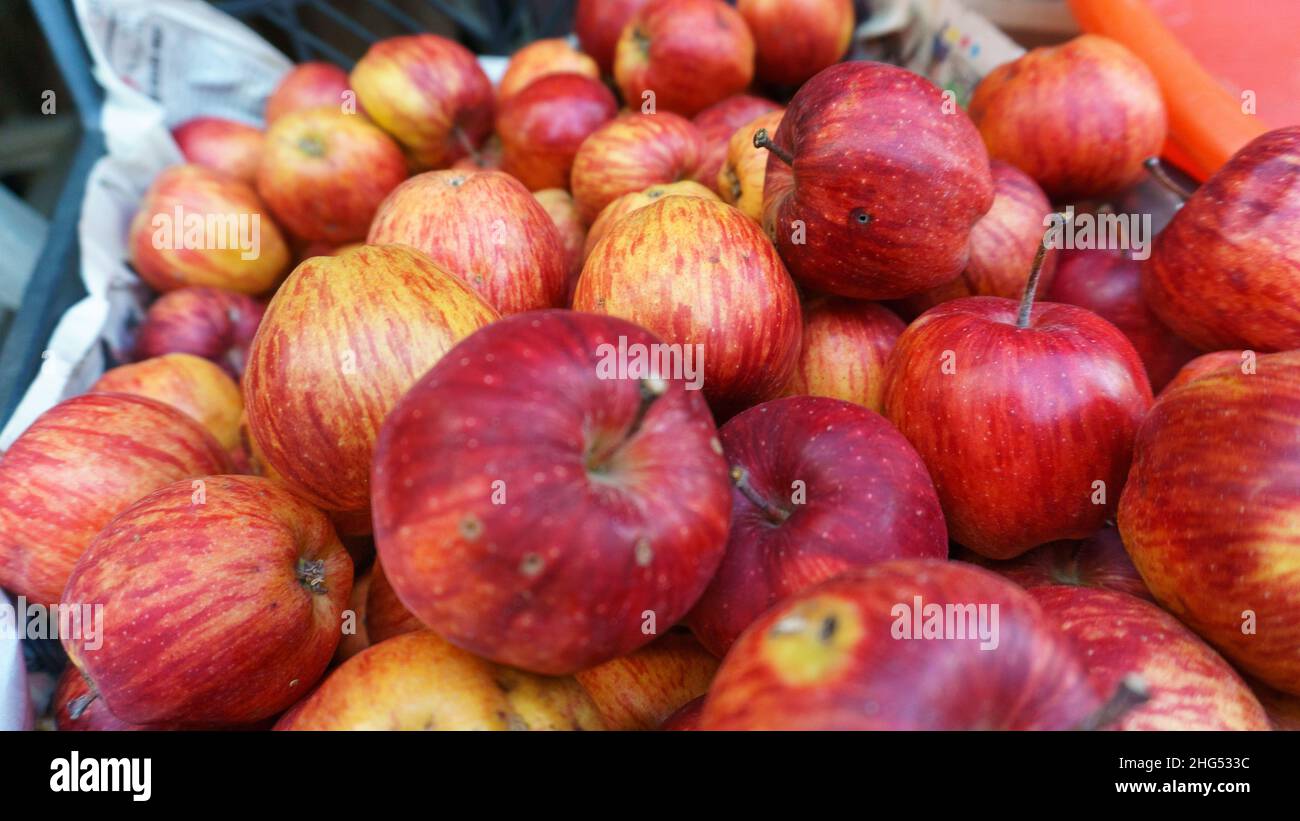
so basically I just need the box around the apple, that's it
[275,631,605,730]
[761,61,994,299]
[699,559,1103,729]
[687,396,948,656]
[0,393,229,604]
[533,188,587,303]
[349,34,493,170]
[614,0,755,118]
[54,668,187,731]
[62,474,352,726]
[127,164,291,295]
[583,179,718,259]
[91,353,243,455]
[692,94,782,196]
[1142,126,1300,352]
[371,310,732,675]
[570,111,703,223]
[450,134,503,172]
[132,287,265,378]
[574,195,802,416]
[659,696,704,730]
[575,0,651,75]
[969,35,1166,200]
[958,525,1153,603]
[366,559,423,644]
[496,73,618,191]
[368,169,567,314]
[777,296,904,414]
[718,109,783,221]
[265,62,353,124]
[1119,349,1300,695]
[334,567,371,664]
[256,105,407,244]
[1162,350,1249,394]
[172,116,264,185]
[1249,679,1300,731]
[881,244,1154,559]
[574,631,719,730]
[242,244,498,522]
[738,0,854,87]
[497,38,601,102]
[1030,585,1271,730]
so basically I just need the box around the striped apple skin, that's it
[172,116,264,185]
[958,525,1154,602]
[574,631,719,730]
[0,393,230,604]
[719,109,784,221]
[693,94,782,197]
[778,296,905,414]
[133,286,265,378]
[700,559,1102,730]
[365,559,423,644]
[349,34,493,170]
[92,353,243,454]
[367,170,567,315]
[496,72,618,192]
[242,244,498,521]
[533,189,587,302]
[266,62,352,125]
[497,38,600,103]
[570,112,704,223]
[62,475,351,726]
[1031,585,1271,730]
[127,164,290,295]
[1119,350,1300,695]
[583,180,718,259]
[575,195,802,416]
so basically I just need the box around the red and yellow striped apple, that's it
[533,188,587,302]
[778,296,904,413]
[172,116,264,185]
[574,631,718,730]
[575,0,651,75]
[959,525,1152,602]
[1161,350,1249,394]
[496,73,618,191]
[718,109,783,221]
[91,353,243,455]
[132,286,265,378]
[265,62,352,124]
[738,0,854,87]
[692,94,781,197]
[497,38,600,102]
[583,179,718,258]
[570,111,704,223]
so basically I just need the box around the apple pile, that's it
[4,0,1299,732]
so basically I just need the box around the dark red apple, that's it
[133,286,265,378]
[1161,350,1248,394]
[575,0,651,75]
[738,0,855,87]
[958,526,1152,602]
[659,696,704,730]
[496,72,618,191]
[497,38,600,102]
[692,94,782,197]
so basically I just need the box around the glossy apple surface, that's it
[718,109,784,221]
[778,297,904,413]
[172,116,264,185]
[570,111,703,223]
[575,0,651,75]
[366,559,423,644]
[1161,350,1248,394]
[496,73,618,191]
[132,287,265,378]
[958,525,1152,602]
[91,353,243,454]
[738,0,854,87]
[583,179,718,258]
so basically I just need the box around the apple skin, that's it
[349,34,493,170]
[575,0,651,75]
[0,393,230,604]
[242,244,498,521]
[62,475,351,726]
[958,525,1153,603]
[614,0,755,118]
[687,396,948,656]
[371,310,732,675]
[127,164,291,295]
[574,196,802,416]
[265,62,353,124]
[1046,248,1198,393]
[496,73,619,191]
[1250,679,1300,731]
[718,109,784,221]
[761,62,994,299]
[533,188,587,302]
[91,353,243,455]
[366,559,423,644]
[1142,126,1300,352]
[333,567,371,664]
[699,559,1102,729]
[53,667,188,731]
[738,0,854,87]
[450,134,503,172]
[778,296,904,414]
[497,38,601,102]
[1161,350,1248,394]
[969,35,1166,200]
[659,695,704,730]
[172,116,264,185]
[256,106,407,244]
[132,287,265,378]
[570,111,704,223]
[275,631,605,730]
[692,94,782,197]
[1030,585,1271,730]
[573,631,719,730]
[583,179,718,259]
[1118,349,1300,695]
[881,297,1153,559]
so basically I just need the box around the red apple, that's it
[127,164,291,295]
[91,353,243,455]
[1161,350,1249,394]
[62,475,351,726]
[699,559,1102,729]
[659,696,704,730]
[368,169,567,314]
[371,310,732,675]
[53,667,187,731]
[349,34,493,170]
[265,62,353,124]
[275,631,605,730]
[583,179,718,259]
[777,296,904,414]
[570,111,703,223]
[449,134,503,172]
[573,631,719,730]
[242,244,498,522]
[969,35,1167,199]
[575,0,651,75]
[1046,247,1198,392]
[496,73,618,191]
[692,94,782,196]
[256,105,407,244]
[687,396,948,656]
[1250,679,1300,731]
[1030,585,1271,730]
[738,0,854,87]
[334,567,371,664]
[133,286,265,378]
[574,195,802,416]
[958,525,1153,602]
[761,61,994,299]
[533,188,587,303]
[0,393,229,604]
[1119,349,1300,695]
[718,109,784,220]
[366,559,423,644]
[497,38,601,102]
[1142,126,1300,351]
[172,116,264,185]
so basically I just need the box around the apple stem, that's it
[753,128,793,166]
[730,465,791,524]
[1075,674,1150,730]
[1143,157,1194,201]
[67,692,97,721]
[626,377,668,440]
[296,558,328,594]
[1014,221,1057,329]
